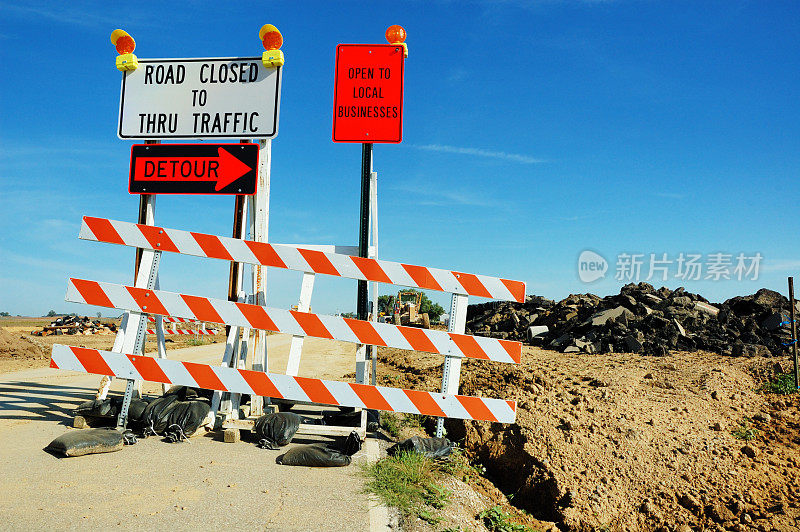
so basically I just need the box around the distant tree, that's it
[47,310,57,317]
[96,312,102,318]
[377,295,395,315]
[0,311,9,317]
[419,297,445,323]
[340,312,357,319]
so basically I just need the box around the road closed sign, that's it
[118,57,281,139]
[332,44,405,143]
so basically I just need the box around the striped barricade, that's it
[53,215,526,428]
[50,345,516,423]
[147,316,202,324]
[66,278,521,364]
[79,216,526,303]
[146,328,217,336]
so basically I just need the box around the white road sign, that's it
[118,57,281,139]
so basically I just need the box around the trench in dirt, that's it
[446,419,564,523]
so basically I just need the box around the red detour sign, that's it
[129,143,259,195]
[332,44,405,143]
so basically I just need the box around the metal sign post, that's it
[102,27,284,428]
[789,277,799,389]
[332,28,407,388]
[355,143,373,384]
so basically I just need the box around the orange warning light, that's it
[259,24,283,50]
[385,25,407,44]
[110,29,135,54]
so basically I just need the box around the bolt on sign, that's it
[118,58,281,139]
[128,143,259,195]
[332,44,405,143]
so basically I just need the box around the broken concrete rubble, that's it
[465,283,793,357]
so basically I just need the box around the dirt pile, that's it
[376,345,800,531]
[0,327,44,359]
[466,284,794,357]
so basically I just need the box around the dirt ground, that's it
[377,345,800,532]
[0,317,227,374]
[7,315,800,531]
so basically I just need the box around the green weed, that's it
[363,451,451,524]
[478,505,531,532]
[762,373,798,395]
[732,421,760,441]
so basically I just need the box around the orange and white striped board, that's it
[50,345,517,423]
[66,278,522,364]
[147,316,200,324]
[146,328,217,336]
[79,216,526,303]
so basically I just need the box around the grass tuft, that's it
[762,373,798,395]
[363,451,451,523]
[478,505,532,532]
[732,420,759,441]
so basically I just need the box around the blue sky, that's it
[1,1,798,317]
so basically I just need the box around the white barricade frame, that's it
[54,217,525,436]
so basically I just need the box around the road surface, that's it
[0,334,389,531]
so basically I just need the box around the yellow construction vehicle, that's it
[392,290,430,329]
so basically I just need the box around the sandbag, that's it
[74,397,149,427]
[387,436,454,459]
[163,385,213,402]
[322,409,379,431]
[340,430,363,456]
[253,412,302,449]
[139,388,211,440]
[277,443,352,467]
[45,428,124,457]
[162,400,211,442]
[140,394,182,434]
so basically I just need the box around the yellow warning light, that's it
[111,29,135,54]
[110,29,138,71]
[259,24,283,50]
[259,24,285,68]
[385,25,408,58]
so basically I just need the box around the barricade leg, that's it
[115,247,162,428]
[436,293,468,438]
[286,272,315,376]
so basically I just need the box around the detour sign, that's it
[332,44,405,143]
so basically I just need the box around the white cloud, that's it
[760,259,800,273]
[388,181,504,208]
[411,144,546,164]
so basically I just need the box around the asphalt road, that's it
[0,335,389,531]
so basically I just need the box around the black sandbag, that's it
[276,443,352,467]
[45,428,124,457]
[339,430,363,456]
[387,436,454,459]
[162,400,211,442]
[253,412,302,449]
[164,385,213,402]
[127,398,149,425]
[322,409,379,430]
[74,397,149,427]
[140,394,181,434]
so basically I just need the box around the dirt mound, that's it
[466,284,795,357]
[0,327,44,359]
[376,346,800,531]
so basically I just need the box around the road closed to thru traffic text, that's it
[118,57,281,139]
